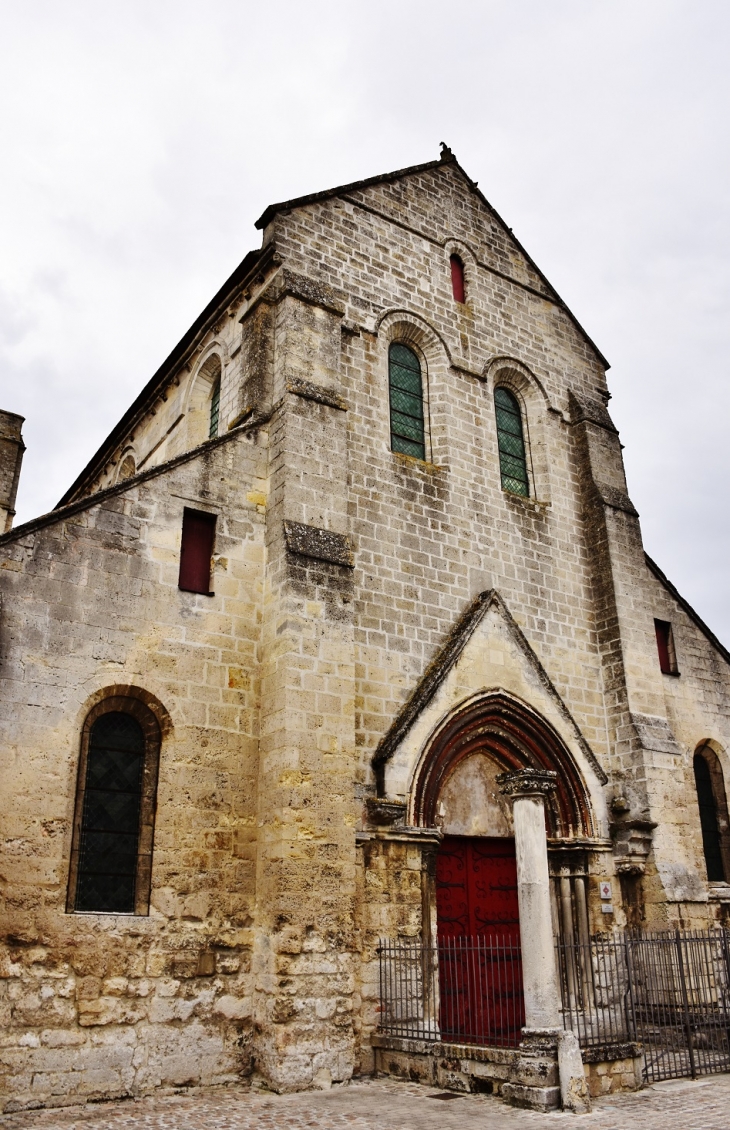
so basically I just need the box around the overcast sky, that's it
[1,0,728,645]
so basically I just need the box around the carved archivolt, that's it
[411,691,594,838]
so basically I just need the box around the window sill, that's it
[503,491,551,514]
[708,883,730,902]
[660,670,681,678]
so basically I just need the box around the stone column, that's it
[499,768,590,1113]
[499,768,561,1028]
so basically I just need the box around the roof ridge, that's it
[255,153,450,230]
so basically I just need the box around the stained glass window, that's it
[75,712,145,913]
[209,378,220,439]
[494,387,529,497]
[389,343,425,460]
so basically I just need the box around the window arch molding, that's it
[693,740,730,884]
[115,447,138,484]
[443,239,477,306]
[183,347,225,448]
[377,311,450,464]
[67,685,171,916]
[482,357,552,503]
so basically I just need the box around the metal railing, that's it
[379,928,730,1083]
[378,935,524,1048]
[557,928,730,1082]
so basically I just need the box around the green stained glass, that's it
[389,343,425,460]
[209,379,220,439]
[390,339,427,458]
[494,387,529,497]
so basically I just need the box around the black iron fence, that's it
[378,935,524,1048]
[378,928,730,1082]
[558,928,730,1082]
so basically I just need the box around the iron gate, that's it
[558,928,730,1082]
[379,928,730,1083]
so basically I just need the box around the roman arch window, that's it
[450,255,465,303]
[494,387,529,497]
[118,452,136,481]
[68,697,161,915]
[693,744,730,883]
[209,376,221,439]
[388,342,425,460]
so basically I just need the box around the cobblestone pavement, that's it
[2,1075,730,1130]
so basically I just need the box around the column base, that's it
[501,1029,560,1111]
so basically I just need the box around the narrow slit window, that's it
[178,508,216,595]
[654,618,679,675]
[209,378,220,439]
[389,343,425,460]
[450,255,465,303]
[694,753,725,881]
[494,387,529,497]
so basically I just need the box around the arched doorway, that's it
[412,693,593,1045]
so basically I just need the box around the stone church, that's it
[1,146,729,1113]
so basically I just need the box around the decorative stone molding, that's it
[283,520,354,567]
[365,798,407,828]
[610,817,657,875]
[286,377,348,411]
[374,589,607,793]
[498,768,558,799]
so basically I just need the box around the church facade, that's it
[1,147,729,1112]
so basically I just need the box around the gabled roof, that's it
[645,554,730,667]
[55,245,273,508]
[256,144,609,370]
[55,145,608,512]
[372,588,608,787]
[255,154,447,230]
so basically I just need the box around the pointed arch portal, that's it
[412,692,594,839]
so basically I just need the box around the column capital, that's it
[498,768,558,799]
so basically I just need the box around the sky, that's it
[1,0,728,644]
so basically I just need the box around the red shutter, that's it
[178,509,216,594]
[654,619,672,674]
[450,255,465,303]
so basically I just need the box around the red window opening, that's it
[654,618,678,675]
[178,508,216,595]
[450,255,465,303]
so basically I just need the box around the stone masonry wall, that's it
[0,428,267,1110]
[2,155,730,1107]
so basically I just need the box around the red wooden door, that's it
[436,836,524,1045]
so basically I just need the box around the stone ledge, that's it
[581,1041,642,1063]
[283,520,354,567]
[286,378,348,411]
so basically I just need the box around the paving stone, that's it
[2,1076,730,1130]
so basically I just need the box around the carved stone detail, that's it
[498,768,558,799]
[365,798,406,827]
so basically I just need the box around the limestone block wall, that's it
[261,163,614,809]
[639,563,730,924]
[252,279,359,1092]
[0,428,266,1111]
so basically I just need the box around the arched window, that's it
[494,387,529,497]
[389,343,425,460]
[450,255,465,303]
[68,698,161,914]
[209,377,221,439]
[118,453,136,481]
[693,746,730,883]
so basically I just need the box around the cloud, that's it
[0,0,728,642]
